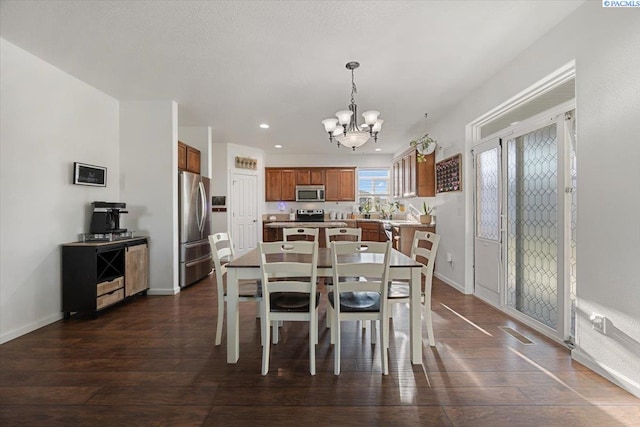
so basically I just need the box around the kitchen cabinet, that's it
[357,221,385,242]
[265,168,296,201]
[296,169,325,185]
[393,149,435,198]
[265,167,354,201]
[178,141,201,174]
[178,141,187,171]
[62,238,149,318]
[403,150,417,197]
[325,168,356,201]
[392,160,403,198]
[397,225,436,256]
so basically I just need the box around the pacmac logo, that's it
[603,0,640,6]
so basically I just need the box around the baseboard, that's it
[434,272,466,294]
[147,287,180,296]
[572,348,640,399]
[0,312,63,345]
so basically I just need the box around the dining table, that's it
[225,246,424,364]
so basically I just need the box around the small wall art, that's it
[73,162,107,187]
[235,156,257,170]
[436,154,462,193]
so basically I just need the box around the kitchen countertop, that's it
[265,221,349,228]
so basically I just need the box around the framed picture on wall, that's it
[73,162,107,187]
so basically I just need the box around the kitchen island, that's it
[263,221,349,247]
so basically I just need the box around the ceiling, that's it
[0,0,584,156]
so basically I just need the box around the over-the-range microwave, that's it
[296,185,325,202]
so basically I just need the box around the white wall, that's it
[210,142,229,233]
[120,101,179,295]
[425,3,640,395]
[265,153,391,168]
[208,142,265,236]
[0,39,120,343]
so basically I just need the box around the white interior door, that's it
[231,172,258,257]
[473,137,502,305]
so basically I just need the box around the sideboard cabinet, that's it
[62,238,149,318]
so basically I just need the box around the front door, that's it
[473,137,502,305]
[231,172,258,257]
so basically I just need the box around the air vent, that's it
[499,327,534,345]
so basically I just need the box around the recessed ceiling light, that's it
[375,148,382,152]
[260,123,270,129]
[274,145,282,148]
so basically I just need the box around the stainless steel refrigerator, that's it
[179,171,212,287]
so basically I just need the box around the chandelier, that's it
[321,61,383,151]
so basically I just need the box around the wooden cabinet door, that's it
[403,151,416,197]
[178,141,187,171]
[281,170,296,201]
[125,244,148,297]
[338,169,355,201]
[325,169,340,201]
[392,161,400,198]
[310,169,325,185]
[265,169,282,201]
[416,152,435,197]
[186,146,201,174]
[265,169,295,201]
[326,168,355,201]
[296,170,311,185]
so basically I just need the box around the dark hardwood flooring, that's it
[1,275,638,426]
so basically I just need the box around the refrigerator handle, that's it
[198,181,207,233]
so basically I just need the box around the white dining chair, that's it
[209,233,262,346]
[329,240,392,375]
[258,240,319,376]
[324,227,362,336]
[386,230,440,348]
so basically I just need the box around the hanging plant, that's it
[409,113,437,162]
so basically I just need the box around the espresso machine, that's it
[89,201,128,234]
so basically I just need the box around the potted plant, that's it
[410,134,437,162]
[409,113,437,162]
[360,199,372,219]
[420,202,433,224]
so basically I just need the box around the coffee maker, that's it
[89,201,128,234]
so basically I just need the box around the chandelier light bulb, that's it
[335,110,353,126]
[322,118,338,133]
[372,119,384,133]
[362,110,380,126]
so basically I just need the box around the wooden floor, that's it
[1,276,639,426]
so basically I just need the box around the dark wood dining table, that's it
[225,247,424,364]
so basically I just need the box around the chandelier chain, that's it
[350,68,357,105]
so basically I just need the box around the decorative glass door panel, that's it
[506,123,559,329]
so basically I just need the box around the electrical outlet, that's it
[590,313,606,334]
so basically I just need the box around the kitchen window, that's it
[358,168,390,207]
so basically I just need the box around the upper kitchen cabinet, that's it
[296,169,325,186]
[265,168,296,201]
[178,141,201,174]
[392,149,434,198]
[325,168,356,201]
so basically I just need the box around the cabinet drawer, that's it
[96,288,124,310]
[97,276,124,297]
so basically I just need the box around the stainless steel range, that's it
[296,209,324,222]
